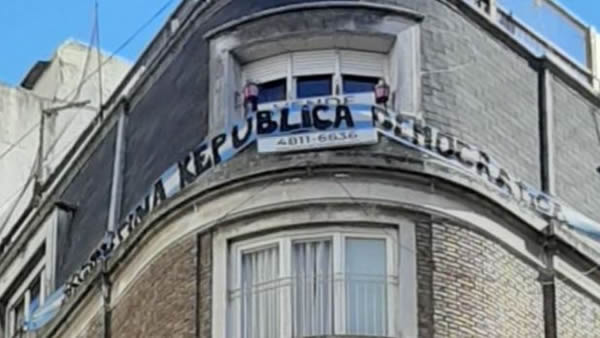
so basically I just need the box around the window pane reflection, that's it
[343,75,379,94]
[297,75,332,98]
[258,79,287,104]
[345,238,386,336]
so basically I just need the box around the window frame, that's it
[228,226,397,338]
[240,49,390,112]
[5,261,46,337]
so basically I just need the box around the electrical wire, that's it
[0,0,177,214]
[0,0,177,167]
[0,0,101,233]
[94,0,104,111]
[0,123,40,163]
[58,0,178,104]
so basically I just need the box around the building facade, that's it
[0,40,130,242]
[3,0,600,337]
[0,40,130,338]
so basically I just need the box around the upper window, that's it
[228,228,396,338]
[297,75,333,98]
[5,269,45,337]
[241,49,389,109]
[258,79,287,104]
[343,75,380,94]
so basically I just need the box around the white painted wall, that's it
[0,86,40,239]
[0,40,130,242]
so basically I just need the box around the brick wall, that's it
[416,222,435,338]
[429,222,545,337]
[556,278,600,337]
[552,76,600,223]
[198,232,213,338]
[111,237,197,338]
[75,314,103,338]
[419,0,542,188]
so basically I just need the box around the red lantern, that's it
[243,81,259,112]
[374,80,390,105]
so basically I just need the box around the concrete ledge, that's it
[203,1,424,39]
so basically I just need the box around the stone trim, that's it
[203,1,424,40]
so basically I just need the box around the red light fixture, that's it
[243,81,259,112]
[374,80,390,105]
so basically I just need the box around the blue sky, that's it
[0,0,599,86]
[0,0,180,86]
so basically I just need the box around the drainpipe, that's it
[540,222,558,338]
[538,60,558,338]
[538,62,555,195]
[102,98,129,338]
[587,26,599,92]
[107,98,129,234]
[101,259,112,338]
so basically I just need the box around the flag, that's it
[24,286,65,331]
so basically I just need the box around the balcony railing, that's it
[228,274,398,338]
[465,0,600,91]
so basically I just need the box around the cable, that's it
[0,0,100,220]
[94,0,104,111]
[0,158,38,232]
[0,2,99,166]
[58,0,178,104]
[0,0,177,169]
[71,3,97,104]
[0,105,92,230]
[0,123,40,163]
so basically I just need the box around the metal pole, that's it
[34,100,91,202]
[107,99,128,234]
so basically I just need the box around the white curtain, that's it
[241,246,280,338]
[345,238,387,336]
[292,240,333,337]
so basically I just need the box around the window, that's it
[296,75,333,98]
[229,228,396,338]
[241,50,388,111]
[240,246,280,338]
[345,238,386,335]
[4,267,45,338]
[343,75,380,94]
[11,299,24,337]
[258,79,287,104]
[292,239,333,337]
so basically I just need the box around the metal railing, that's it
[466,0,599,90]
[228,274,397,338]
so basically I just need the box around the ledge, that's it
[203,1,425,39]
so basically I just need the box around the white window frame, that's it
[227,226,397,338]
[240,49,390,113]
[5,260,46,338]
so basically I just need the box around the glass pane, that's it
[292,240,333,337]
[241,246,279,338]
[14,299,25,334]
[258,79,287,104]
[296,75,332,98]
[29,276,42,313]
[345,238,386,336]
[343,75,379,94]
